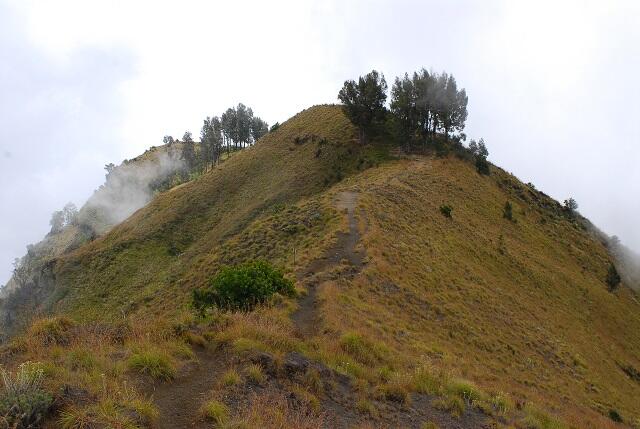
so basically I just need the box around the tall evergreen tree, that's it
[235,103,252,148]
[390,73,417,147]
[201,116,223,169]
[181,131,196,171]
[221,108,237,153]
[338,70,388,144]
[250,117,269,142]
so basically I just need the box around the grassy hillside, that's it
[317,157,640,425]
[49,105,387,320]
[1,105,639,428]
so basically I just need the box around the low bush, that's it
[608,409,623,423]
[503,201,514,221]
[193,260,295,312]
[439,205,453,219]
[475,157,490,175]
[0,362,53,428]
[606,263,621,291]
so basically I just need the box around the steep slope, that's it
[1,105,639,428]
[46,105,387,320]
[317,157,640,425]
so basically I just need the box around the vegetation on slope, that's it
[1,67,639,427]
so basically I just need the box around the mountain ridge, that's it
[1,104,639,428]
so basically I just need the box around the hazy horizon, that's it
[1,0,639,284]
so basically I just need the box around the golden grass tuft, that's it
[221,368,242,387]
[127,347,176,381]
[200,400,229,425]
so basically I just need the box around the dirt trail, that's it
[144,347,229,429]
[292,190,365,336]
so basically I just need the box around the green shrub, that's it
[127,350,176,381]
[475,157,490,175]
[192,260,295,312]
[608,409,623,423]
[439,205,453,219]
[0,362,53,428]
[606,263,621,291]
[503,201,514,221]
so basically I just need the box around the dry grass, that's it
[3,106,640,427]
[306,155,640,424]
[227,390,325,429]
[1,315,192,427]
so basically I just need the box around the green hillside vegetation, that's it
[1,70,640,428]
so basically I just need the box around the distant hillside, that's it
[1,105,639,428]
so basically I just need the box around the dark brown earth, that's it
[144,347,230,429]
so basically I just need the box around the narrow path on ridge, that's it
[291,190,366,337]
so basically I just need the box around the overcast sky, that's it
[1,0,639,284]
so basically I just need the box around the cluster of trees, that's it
[49,203,78,234]
[390,69,468,144]
[337,69,468,146]
[338,70,388,144]
[164,103,269,172]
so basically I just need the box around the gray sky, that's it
[1,0,639,284]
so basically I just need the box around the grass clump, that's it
[200,400,229,425]
[0,362,53,428]
[245,363,266,384]
[27,316,75,346]
[411,363,447,395]
[447,378,483,404]
[192,260,295,312]
[356,398,378,417]
[66,347,96,371]
[339,332,388,366]
[433,395,465,418]
[522,404,567,429]
[376,372,412,404]
[127,348,176,381]
[221,369,242,387]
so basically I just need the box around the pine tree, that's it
[181,131,196,171]
[338,70,388,144]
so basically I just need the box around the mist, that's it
[79,147,185,235]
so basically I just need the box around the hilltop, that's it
[1,104,639,428]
